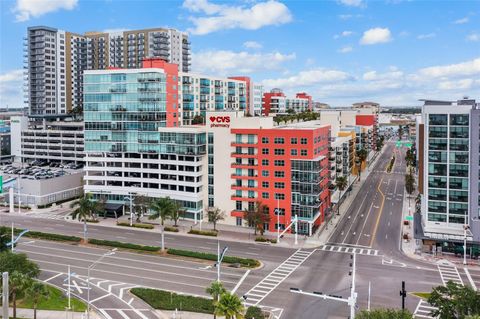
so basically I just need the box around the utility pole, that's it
[11,222,14,252]
[349,253,357,319]
[294,214,298,245]
[276,198,280,243]
[399,281,406,310]
[2,272,8,319]
[464,225,470,265]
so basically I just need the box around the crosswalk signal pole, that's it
[2,272,8,319]
[400,281,406,310]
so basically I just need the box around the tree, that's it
[26,281,50,319]
[0,251,40,278]
[335,176,348,215]
[243,201,271,236]
[215,292,245,319]
[273,117,281,126]
[208,207,225,231]
[206,281,227,319]
[0,227,10,252]
[70,193,103,242]
[133,195,150,223]
[169,201,183,227]
[428,281,480,319]
[149,197,175,225]
[192,115,205,125]
[356,308,412,319]
[245,306,265,319]
[9,271,32,319]
[405,169,415,204]
[356,148,368,181]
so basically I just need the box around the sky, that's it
[0,0,479,108]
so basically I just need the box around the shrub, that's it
[0,226,81,243]
[188,229,218,237]
[167,248,260,268]
[255,237,277,244]
[164,226,179,232]
[246,306,266,319]
[88,239,160,252]
[131,288,214,314]
[86,219,99,223]
[117,222,154,229]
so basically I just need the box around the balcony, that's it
[231,162,258,169]
[231,173,259,179]
[231,194,257,201]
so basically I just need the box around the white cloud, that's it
[362,68,404,81]
[338,14,363,20]
[334,30,354,39]
[453,17,469,24]
[243,41,262,49]
[338,0,364,7]
[417,33,436,40]
[262,68,352,89]
[338,46,353,53]
[466,33,480,42]
[192,50,295,75]
[418,57,480,78]
[0,69,24,108]
[437,78,476,90]
[182,0,292,35]
[360,27,392,45]
[13,0,78,22]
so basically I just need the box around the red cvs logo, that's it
[210,116,231,128]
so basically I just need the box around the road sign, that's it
[405,216,414,221]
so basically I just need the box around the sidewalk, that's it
[6,308,100,319]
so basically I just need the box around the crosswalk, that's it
[318,244,380,256]
[244,249,313,306]
[437,263,464,286]
[23,211,69,220]
[414,299,438,319]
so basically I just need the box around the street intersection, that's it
[2,140,476,318]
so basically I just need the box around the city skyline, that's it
[0,0,479,109]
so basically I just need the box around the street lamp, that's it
[464,224,470,265]
[87,248,117,319]
[124,193,135,227]
[214,241,228,283]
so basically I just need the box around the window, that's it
[274,193,285,200]
[262,159,269,165]
[236,217,242,226]
[262,192,269,199]
[291,138,298,144]
[300,138,308,145]
[262,148,269,155]
[274,160,285,166]
[274,171,285,178]
[262,170,269,177]
[291,149,297,156]
[274,182,285,189]
[262,181,269,188]
[236,201,242,210]
[262,137,269,144]
[301,149,308,156]
[274,137,285,144]
[274,149,285,155]
[274,208,286,216]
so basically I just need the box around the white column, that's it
[9,187,14,213]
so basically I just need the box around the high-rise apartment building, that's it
[417,98,479,244]
[262,89,313,115]
[25,26,190,116]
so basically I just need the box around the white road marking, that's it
[99,309,114,319]
[464,268,477,291]
[90,293,111,304]
[231,269,250,294]
[128,297,134,305]
[117,310,130,319]
[43,272,62,283]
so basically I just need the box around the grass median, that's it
[167,248,260,268]
[0,226,81,243]
[18,283,86,312]
[131,288,214,314]
[88,238,160,252]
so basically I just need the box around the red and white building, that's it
[262,89,313,116]
[206,111,331,235]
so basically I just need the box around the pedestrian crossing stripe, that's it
[413,299,438,318]
[316,245,380,256]
[437,264,464,286]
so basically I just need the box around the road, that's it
[1,140,469,318]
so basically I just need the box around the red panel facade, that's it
[142,58,179,127]
[230,125,331,234]
[262,91,285,116]
[355,114,375,126]
[296,92,313,111]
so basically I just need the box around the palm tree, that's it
[169,201,183,227]
[335,176,348,215]
[206,281,227,319]
[149,197,175,225]
[356,148,368,181]
[70,193,102,242]
[215,292,245,319]
[26,281,50,319]
[208,206,225,231]
[9,271,32,319]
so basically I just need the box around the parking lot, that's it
[1,160,83,181]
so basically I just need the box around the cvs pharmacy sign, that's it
[209,116,230,128]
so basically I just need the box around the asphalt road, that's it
[0,139,463,319]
